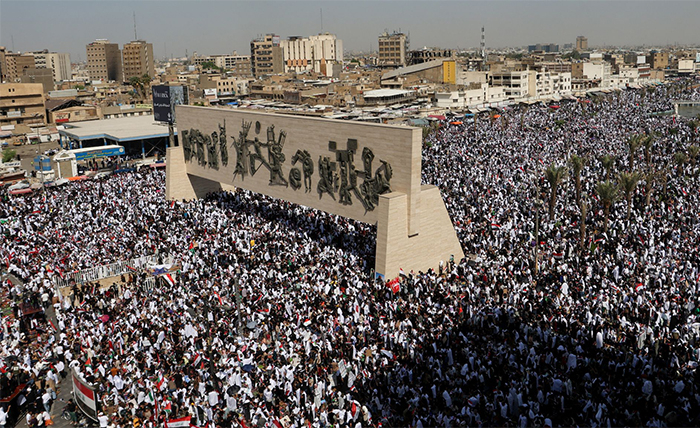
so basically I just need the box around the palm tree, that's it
[569,154,586,205]
[579,197,590,251]
[643,170,658,208]
[600,155,615,180]
[688,145,699,169]
[596,181,618,233]
[627,135,644,170]
[673,151,688,176]
[642,135,654,166]
[688,120,698,142]
[618,171,641,222]
[544,164,568,220]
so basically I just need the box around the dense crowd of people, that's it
[1,78,700,427]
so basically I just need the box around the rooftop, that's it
[59,114,176,142]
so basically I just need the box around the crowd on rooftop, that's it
[1,77,700,427]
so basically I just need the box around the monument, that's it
[167,106,463,278]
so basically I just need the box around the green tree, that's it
[643,170,658,208]
[627,134,644,171]
[2,149,16,163]
[673,151,688,176]
[129,76,144,99]
[141,74,152,97]
[596,181,618,233]
[544,164,568,220]
[201,61,220,71]
[688,145,699,169]
[618,171,641,222]
[569,154,586,205]
[600,155,615,180]
[642,134,654,165]
[579,197,590,251]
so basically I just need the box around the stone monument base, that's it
[375,186,464,279]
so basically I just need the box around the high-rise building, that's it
[378,32,408,68]
[281,33,344,77]
[122,40,155,81]
[250,34,284,77]
[86,39,123,82]
[576,36,588,51]
[0,50,36,82]
[31,50,71,82]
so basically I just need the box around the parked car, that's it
[8,180,31,191]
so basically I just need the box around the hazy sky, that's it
[1,0,699,62]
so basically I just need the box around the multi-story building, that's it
[193,53,253,77]
[489,69,536,99]
[528,44,559,53]
[122,40,155,81]
[31,51,71,82]
[86,39,123,82]
[281,33,344,77]
[378,32,408,68]
[649,51,669,70]
[0,83,46,126]
[0,50,36,82]
[19,68,54,93]
[576,36,588,51]
[535,71,572,97]
[250,34,284,77]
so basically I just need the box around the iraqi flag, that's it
[213,291,223,305]
[165,416,191,428]
[72,373,98,419]
[192,353,202,367]
[163,274,176,287]
[155,374,167,391]
[387,278,400,294]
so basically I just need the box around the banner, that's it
[153,85,188,124]
[72,368,99,421]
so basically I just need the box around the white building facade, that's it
[32,52,71,81]
[281,33,343,77]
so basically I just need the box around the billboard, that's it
[153,85,189,124]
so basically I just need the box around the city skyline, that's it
[1,0,699,62]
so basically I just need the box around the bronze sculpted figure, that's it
[208,131,219,169]
[232,120,251,180]
[358,147,393,211]
[219,121,228,167]
[291,150,314,192]
[181,129,192,163]
[317,156,337,200]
